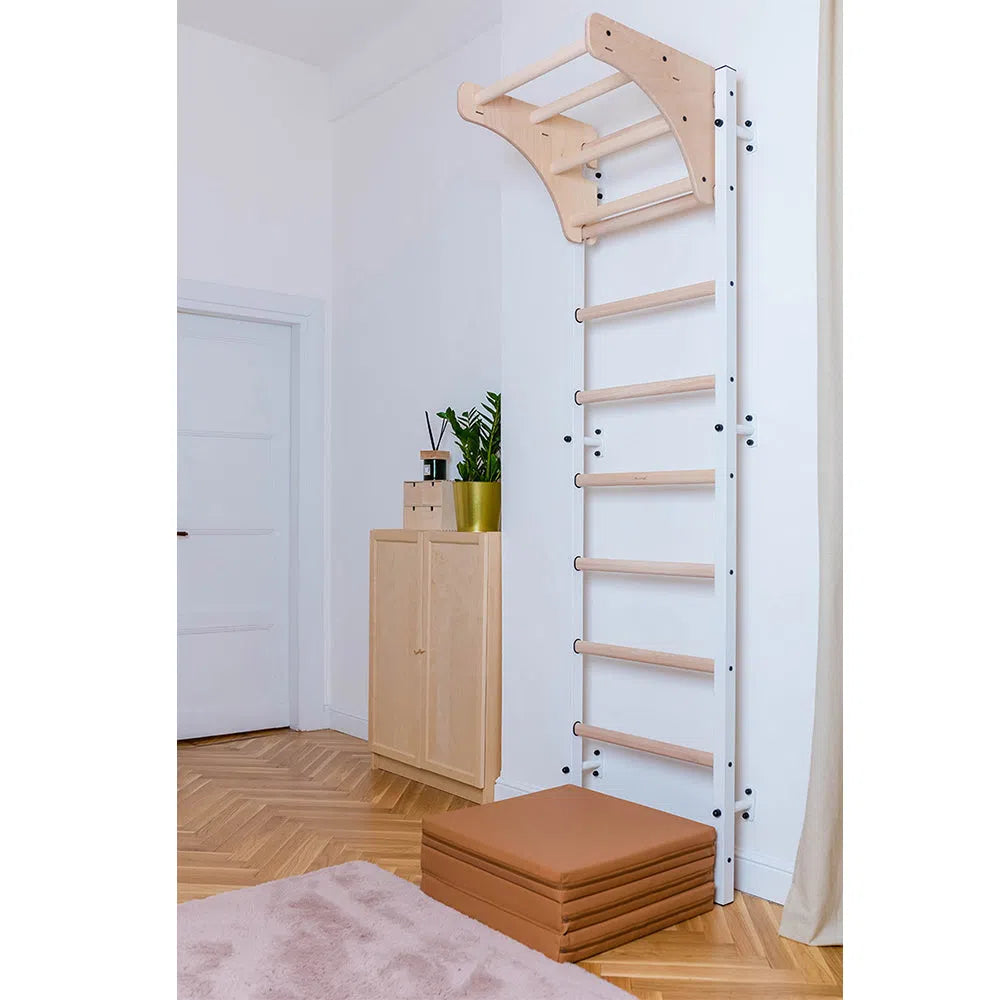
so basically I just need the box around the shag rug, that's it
[178,861,630,1000]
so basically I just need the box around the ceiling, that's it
[177,0,421,70]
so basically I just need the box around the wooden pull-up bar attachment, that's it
[573,722,713,768]
[576,280,714,323]
[551,115,671,175]
[574,639,714,674]
[576,375,715,405]
[581,194,702,240]
[529,71,630,124]
[474,39,588,106]
[570,178,692,227]
[574,556,714,579]
[458,15,719,243]
[575,470,714,487]
[582,13,716,205]
[457,83,597,244]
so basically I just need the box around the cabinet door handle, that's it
[413,648,426,655]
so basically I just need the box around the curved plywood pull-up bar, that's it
[457,83,598,244]
[457,12,717,243]
[583,13,716,205]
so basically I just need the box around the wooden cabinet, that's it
[368,532,423,766]
[369,530,501,803]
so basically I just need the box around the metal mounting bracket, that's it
[735,787,755,821]
[737,118,757,153]
[583,428,604,457]
[735,413,758,447]
[581,748,604,779]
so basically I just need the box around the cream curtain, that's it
[779,0,842,947]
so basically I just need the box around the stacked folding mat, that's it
[421,784,717,963]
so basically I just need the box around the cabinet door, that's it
[369,531,423,765]
[422,533,488,786]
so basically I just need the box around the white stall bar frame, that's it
[711,66,739,904]
[568,247,586,787]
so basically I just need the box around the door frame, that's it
[178,279,329,731]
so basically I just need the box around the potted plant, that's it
[437,391,501,531]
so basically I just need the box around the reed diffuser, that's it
[421,411,449,480]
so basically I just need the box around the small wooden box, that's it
[403,480,456,530]
[404,480,447,507]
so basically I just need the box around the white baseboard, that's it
[326,708,369,740]
[493,775,543,801]
[734,850,793,904]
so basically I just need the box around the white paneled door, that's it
[177,311,292,739]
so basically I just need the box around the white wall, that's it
[178,26,334,303]
[178,25,336,731]
[326,0,502,120]
[497,0,820,903]
[326,28,504,736]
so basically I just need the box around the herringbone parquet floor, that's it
[178,729,842,999]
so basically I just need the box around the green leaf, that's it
[435,391,500,481]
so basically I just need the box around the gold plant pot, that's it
[453,481,501,532]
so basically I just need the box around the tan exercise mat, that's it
[422,841,713,932]
[422,870,715,963]
[422,833,715,903]
[422,784,716,892]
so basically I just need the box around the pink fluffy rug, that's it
[177,861,630,999]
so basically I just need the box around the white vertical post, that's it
[568,244,587,782]
[711,67,738,904]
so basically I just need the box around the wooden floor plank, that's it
[178,729,842,998]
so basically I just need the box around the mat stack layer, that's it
[421,784,716,963]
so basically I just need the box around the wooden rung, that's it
[575,470,714,487]
[475,39,588,106]
[576,280,715,323]
[529,71,630,124]
[551,115,670,174]
[581,193,702,239]
[576,375,715,405]
[575,639,714,674]
[573,722,713,768]
[574,557,714,579]
[570,178,692,226]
